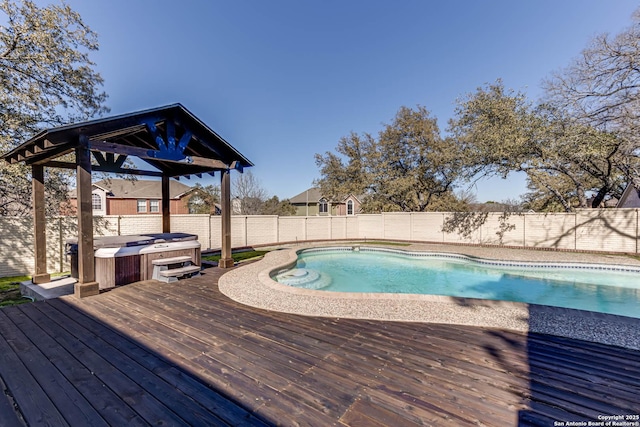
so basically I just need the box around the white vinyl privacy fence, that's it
[1,210,638,277]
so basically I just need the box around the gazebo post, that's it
[161,175,170,233]
[31,164,50,284]
[219,168,234,268]
[74,135,99,298]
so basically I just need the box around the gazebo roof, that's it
[1,103,253,177]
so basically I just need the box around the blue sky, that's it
[59,0,638,202]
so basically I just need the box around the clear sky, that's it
[56,0,639,202]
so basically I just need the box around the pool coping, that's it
[218,244,640,350]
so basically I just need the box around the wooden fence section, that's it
[1,209,638,277]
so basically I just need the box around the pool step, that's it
[274,268,331,290]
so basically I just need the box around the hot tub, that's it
[66,233,201,289]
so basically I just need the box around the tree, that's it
[232,170,267,215]
[0,0,108,216]
[315,106,465,213]
[544,10,640,134]
[260,196,296,216]
[314,131,372,203]
[187,183,220,214]
[450,7,640,212]
[543,8,640,199]
[449,81,627,212]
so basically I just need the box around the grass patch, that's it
[354,241,411,246]
[202,250,270,264]
[0,275,31,308]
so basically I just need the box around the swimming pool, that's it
[274,247,640,319]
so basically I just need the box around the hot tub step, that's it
[156,264,201,283]
[152,255,193,266]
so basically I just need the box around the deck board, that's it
[1,265,639,426]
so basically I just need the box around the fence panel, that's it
[575,209,638,253]
[246,216,279,246]
[346,216,359,239]
[383,213,412,241]
[170,214,211,249]
[330,217,347,240]
[118,215,163,236]
[409,212,442,242]
[480,213,525,246]
[358,215,384,240]
[304,217,330,240]
[442,213,482,244]
[278,217,307,242]
[524,213,576,250]
[2,210,638,278]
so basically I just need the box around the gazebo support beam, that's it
[219,168,233,268]
[162,175,170,233]
[74,135,99,298]
[31,165,50,284]
[41,160,164,177]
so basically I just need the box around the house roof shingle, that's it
[289,188,323,204]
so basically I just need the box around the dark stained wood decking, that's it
[1,266,639,426]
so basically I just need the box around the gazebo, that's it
[1,104,253,298]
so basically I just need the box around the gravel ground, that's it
[218,242,640,350]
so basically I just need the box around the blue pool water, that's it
[274,247,640,318]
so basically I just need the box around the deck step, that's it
[152,256,193,265]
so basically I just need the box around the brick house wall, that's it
[64,196,190,215]
[64,179,194,215]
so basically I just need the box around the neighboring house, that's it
[66,178,196,215]
[616,183,640,208]
[289,187,362,216]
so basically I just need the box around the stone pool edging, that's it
[217,244,640,350]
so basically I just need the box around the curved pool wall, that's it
[218,244,640,350]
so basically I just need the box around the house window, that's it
[137,199,147,213]
[318,198,328,213]
[149,199,159,213]
[91,194,102,211]
[347,200,354,215]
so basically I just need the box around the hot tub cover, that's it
[66,233,198,249]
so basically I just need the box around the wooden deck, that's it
[1,266,639,426]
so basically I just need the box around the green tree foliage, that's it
[0,0,108,216]
[313,131,372,203]
[315,106,464,212]
[449,9,640,212]
[260,196,296,216]
[543,9,640,200]
[449,81,627,211]
[187,183,220,214]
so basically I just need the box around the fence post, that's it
[207,214,213,249]
[574,212,578,251]
[59,217,63,273]
[409,213,413,241]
